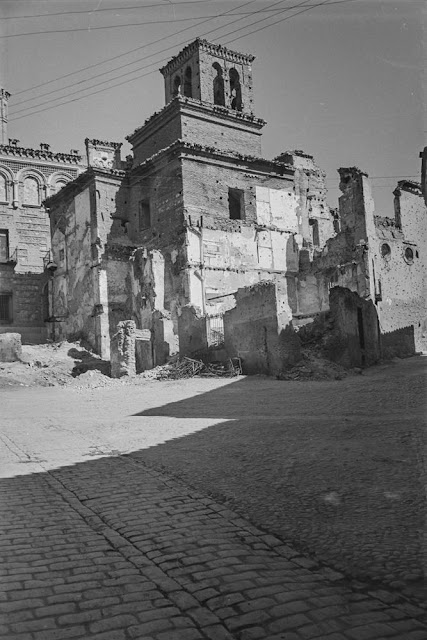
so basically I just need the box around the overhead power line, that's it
[11,0,298,110]
[222,0,355,46]
[12,0,261,97]
[0,8,295,39]
[13,0,352,100]
[9,0,288,115]
[2,1,213,21]
[9,0,354,122]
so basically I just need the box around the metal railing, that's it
[206,313,225,347]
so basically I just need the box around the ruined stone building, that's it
[44,39,334,369]
[43,39,426,373]
[0,87,87,342]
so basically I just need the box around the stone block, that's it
[110,320,136,378]
[0,332,22,362]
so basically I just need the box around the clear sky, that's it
[0,0,424,213]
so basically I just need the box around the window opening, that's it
[0,293,12,324]
[172,75,181,97]
[404,247,414,263]
[228,188,244,220]
[309,219,319,246]
[183,66,192,98]
[381,243,391,258]
[0,230,9,262]
[393,192,402,228]
[23,176,40,206]
[139,200,151,230]
[229,68,242,111]
[0,174,7,202]
[55,180,67,194]
[212,63,225,106]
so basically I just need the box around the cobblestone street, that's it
[0,356,426,639]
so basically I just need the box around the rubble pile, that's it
[278,313,353,381]
[141,356,242,380]
[277,344,349,381]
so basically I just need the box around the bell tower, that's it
[0,88,10,145]
[160,39,256,114]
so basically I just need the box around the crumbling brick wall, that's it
[224,279,301,375]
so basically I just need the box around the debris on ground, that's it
[141,356,242,380]
[277,344,350,381]
[0,341,110,389]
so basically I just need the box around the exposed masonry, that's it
[0,85,89,342]
[38,38,427,369]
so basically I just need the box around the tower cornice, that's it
[126,95,265,145]
[160,38,255,77]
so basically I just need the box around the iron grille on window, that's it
[206,313,224,347]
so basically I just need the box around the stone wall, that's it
[372,184,427,352]
[381,326,416,360]
[0,265,48,343]
[224,279,301,376]
[301,166,427,354]
[325,287,380,368]
[0,333,22,362]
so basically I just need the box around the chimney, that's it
[0,88,10,145]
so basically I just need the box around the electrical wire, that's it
[9,0,290,116]
[1,1,214,21]
[0,8,297,39]
[222,0,355,46]
[12,0,260,97]
[9,0,356,122]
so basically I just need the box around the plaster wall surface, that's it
[371,189,427,350]
[51,188,100,348]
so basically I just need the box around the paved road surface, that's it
[0,356,426,639]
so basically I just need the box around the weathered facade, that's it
[303,168,427,354]
[45,39,334,370]
[0,86,86,342]
[45,39,426,371]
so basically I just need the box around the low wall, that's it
[325,287,380,368]
[380,325,416,359]
[224,280,301,376]
[178,305,207,357]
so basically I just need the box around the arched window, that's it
[183,66,192,98]
[173,75,181,97]
[0,174,7,202]
[212,63,225,106]
[229,68,242,111]
[54,180,68,194]
[23,176,40,205]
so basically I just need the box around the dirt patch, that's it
[0,342,111,389]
